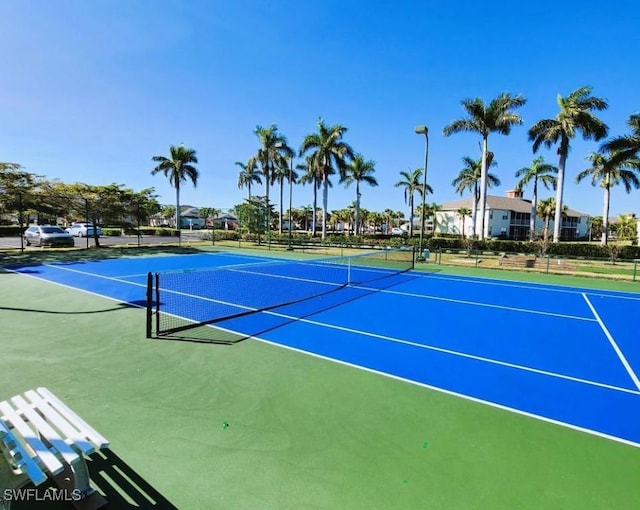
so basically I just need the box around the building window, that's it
[503,214,508,220]
[489,212,493,219]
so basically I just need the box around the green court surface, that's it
[1,254,639,509]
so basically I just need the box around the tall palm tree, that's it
[514,156,558,241]
[575,151,640,245]
[271,146,296,233]
[300,118,355,239]
[151,144,199,233]
[253,125,290,235]
[443,93,527,240]
[451,154,500,238]
[342,154,378,235]
[528,86,608,242]
[298,157,324,236]
[602,114,640,165]
[456,207,472,239]
[395,168,429,238]
[236,158,261,198]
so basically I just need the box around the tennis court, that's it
[7,249,640,449]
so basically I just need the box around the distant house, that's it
[436,190,590,240]
[149,205,204,229]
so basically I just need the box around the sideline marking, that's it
[7,268,640,449]
[583,293,640,391]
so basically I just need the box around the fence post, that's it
[475,249,479,268]
[633,259,638,282]
[545,255,550,274]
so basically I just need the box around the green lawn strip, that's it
[1,272,639,509]
[412,261,640,294]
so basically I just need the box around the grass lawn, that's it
[1,251,639,509]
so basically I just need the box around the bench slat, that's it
[24,390,96,456]
[0,420,48,486]
[11,395,80,466]
[0,401,64,476]
[36,388,109,449]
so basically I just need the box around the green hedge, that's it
[0,225,24,237]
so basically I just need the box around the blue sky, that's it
[2,0,639,218]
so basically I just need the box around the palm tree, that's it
[236,158,261,198]
[575,151,640,245]
[253,125,290,236]
[423,203,441,235]
[536,197,570,243]
[271,146,296,233]
[528,86,608,242]
[614,213,637,241]
[456,207,472,239]
[536,197,557,243]
[383,208,394,234]
[151,144,199,233]
[451,155,500,237]
[443,93,527,240]
[395,168,429,238]
[342,154,378,235]
[298,157,324,236]
[602,114,640,165]
[300,118,355,239]
[515,156,558,241]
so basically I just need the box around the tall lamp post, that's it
[414,125,429,260]
[286,153,294,251]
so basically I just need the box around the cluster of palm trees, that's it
[149,86,640,246]
[444,86,640,244]
[233,119,378,239]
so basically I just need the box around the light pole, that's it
[415,125,429,260]
[286,153,294,251]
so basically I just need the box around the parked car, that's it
[23,225,75,247]
[66,223,102,237]
[391,227,406,236]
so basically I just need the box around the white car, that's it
[391,227,406,236]
[66,223,102,237]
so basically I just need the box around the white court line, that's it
[42,264,149,287]
[226,267,343,288]
[42,264,619,392]
[356,284,595,322]
[253,336,640,449]
[114,260,283,280]
[7,269,640,449]
[152,285,639,396]
[418,271,640,301]
[583,293,640,391]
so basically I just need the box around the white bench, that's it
[0,387,109,510]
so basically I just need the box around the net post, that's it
[347,256,352,285]
[145,272,153,338]
[154,273,160,336]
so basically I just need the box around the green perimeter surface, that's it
[1,252,639,509]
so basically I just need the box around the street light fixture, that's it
[414,125,429,260]
[286,153,294,251]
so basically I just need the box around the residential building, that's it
[436,191,590,240]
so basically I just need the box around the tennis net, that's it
[145,248,414,339]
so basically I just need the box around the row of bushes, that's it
[215,231,640,260]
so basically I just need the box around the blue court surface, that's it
[9,251,640,448]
